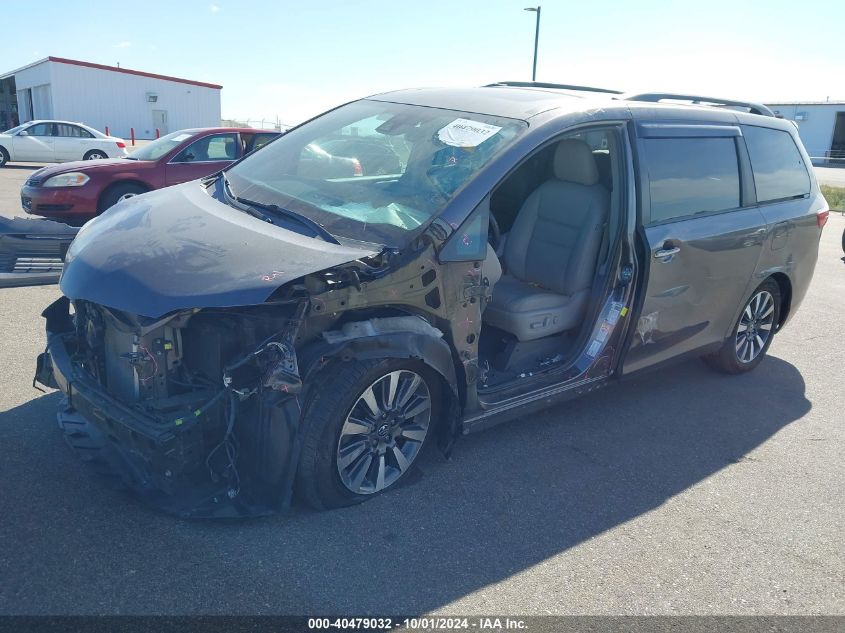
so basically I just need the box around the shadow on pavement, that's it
[0,356,810,614]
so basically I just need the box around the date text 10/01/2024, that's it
[307,617,529,630]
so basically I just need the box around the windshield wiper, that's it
[221,173,340,244]
[238,197,341,245]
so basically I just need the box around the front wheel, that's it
[705,279,781,374]
[295,358,438,510]
[0,146,9,167]
[98,183,147,213]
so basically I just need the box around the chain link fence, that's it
[221,118,290,131]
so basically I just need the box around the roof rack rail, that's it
[624,93,774,117]
[486,81,624,95]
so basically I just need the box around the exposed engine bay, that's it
[37,238,468,518]
[45,296,308,516]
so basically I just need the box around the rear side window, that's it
[56,124,93,138]
[249,133,278,153]
[643,137,740,223]
[742,126,810,203]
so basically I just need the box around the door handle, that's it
[653,246,680,259]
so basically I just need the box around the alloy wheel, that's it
[735,290,775,363]
[86,152,106,160]
[336,370,431,495]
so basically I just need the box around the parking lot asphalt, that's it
[0,167,843,616]
[0,163,41,220]
[816,166,845,189]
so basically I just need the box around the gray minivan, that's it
[36,84,829,516]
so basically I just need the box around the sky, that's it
[3,0,844,125]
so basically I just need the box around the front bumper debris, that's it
[37,298,304,519]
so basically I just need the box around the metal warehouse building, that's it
[0,57,222,139]
[765,101,845,165]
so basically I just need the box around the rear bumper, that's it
[21,184,98,219]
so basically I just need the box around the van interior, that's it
[477,127,623,390]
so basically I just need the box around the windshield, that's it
[129,130,198,161]
[2,124,26,135]
[225,100,526,245]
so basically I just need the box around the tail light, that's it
[116,141,126,149]
[352,158,363,177]
[817,207,829,229]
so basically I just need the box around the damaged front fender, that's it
[307,316,458,393]
[299,316,463,454]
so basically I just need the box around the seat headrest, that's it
[553,139,600,186]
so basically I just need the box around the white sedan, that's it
[0,120,128,166]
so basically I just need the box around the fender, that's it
[300,316,459,396]
[298,316,463,455]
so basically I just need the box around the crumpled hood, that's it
[60,181,378,318]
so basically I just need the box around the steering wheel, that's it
[488,213,501,251]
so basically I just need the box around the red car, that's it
[21,128,280,225]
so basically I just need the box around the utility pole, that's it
[524,6,541,81]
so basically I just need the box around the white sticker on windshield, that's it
[437,118,502,148]
[172,134,192,142]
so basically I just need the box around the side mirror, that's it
[18,130,28,136]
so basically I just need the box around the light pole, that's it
[524,6,541,81]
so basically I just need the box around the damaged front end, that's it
[38,295,310,518]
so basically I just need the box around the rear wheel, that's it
[295,358,437,509]
[705,278,780,374]
[0,146,9,167]
[98,182,147,213]
[83,150,108,161]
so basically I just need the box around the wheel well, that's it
[299,310,464,438]
[97,180,150,212]
[330,306,466,399]
[768,272,792,328]
[0,145,9,159]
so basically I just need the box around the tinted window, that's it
[173,133,239,162]
[644,137,740,223]
[56,124,93,138]
[249,133,278,153]
[27,123,54,137]
[742,126,810,202]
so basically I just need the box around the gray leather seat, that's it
[483,139,609,341]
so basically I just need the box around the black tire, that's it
[98,182,147,213]
[841,227,845,255]
[295,358,440,510]
[704,278,781,375]
[83,150,108,161]
[0,146,9,167]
